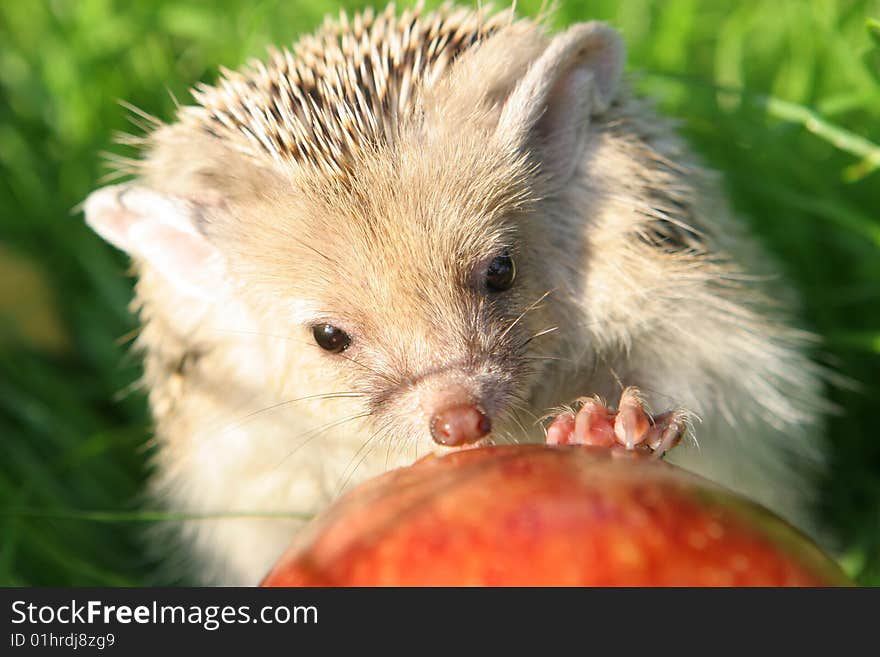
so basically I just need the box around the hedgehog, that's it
[83,2,827,584]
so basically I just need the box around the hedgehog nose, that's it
[430,404,492,446]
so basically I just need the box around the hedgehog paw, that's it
[544,387,689,459]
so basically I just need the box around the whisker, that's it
[520,325,560,349]
[384,425,409,473]
[216,391,366,437]
[498,288,555,343]
[521,354,567,362]
[384,423,395,470]
[334,419,396,495]
[493,431,515,445]
[519,406,544,426]
[511,413,531,442]
[273,411,373,472]
[335,352,399,386]
[608,367,625,393]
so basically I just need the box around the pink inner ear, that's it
[84,184,226,299]
[537,66,593,142]
[494,22,624,183]
[576,31,624,112]
[130,222,225,299]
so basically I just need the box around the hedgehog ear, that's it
[84,184,226,299]
[496,22,624,184]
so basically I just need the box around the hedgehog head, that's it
[83,4,625,443]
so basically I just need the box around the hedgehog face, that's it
[218,130,554,449]
[84,12,625,451]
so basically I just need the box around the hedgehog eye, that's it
[485,251,516,292]
[312,324,351,353]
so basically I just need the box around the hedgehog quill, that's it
[84,3,827,585]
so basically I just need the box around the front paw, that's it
[544,387,691,459]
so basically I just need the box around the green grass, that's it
[1,0,879,585]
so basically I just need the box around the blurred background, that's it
[1,0,878,585]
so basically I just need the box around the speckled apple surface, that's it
[261,445,849,587]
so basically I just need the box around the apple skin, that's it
[261,445,849,586]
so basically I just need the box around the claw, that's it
[646,410,690,459]
[543,386,689,457]
[613,387,651,449]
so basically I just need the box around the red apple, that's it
[261,445,848,586]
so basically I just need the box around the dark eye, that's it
[485,251,516,292]
[312,324,351,353]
